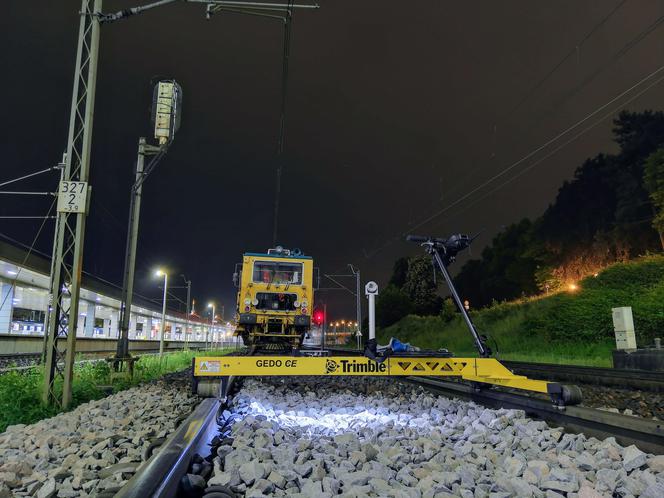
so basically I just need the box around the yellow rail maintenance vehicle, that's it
[233,246,314,351]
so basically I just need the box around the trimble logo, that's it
[329,359,387,374]
[325,359,338,374]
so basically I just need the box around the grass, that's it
[378,254,664,367]
[0,349,231,433]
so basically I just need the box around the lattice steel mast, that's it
[43,0,102,408]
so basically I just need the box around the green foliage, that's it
[388,257,409,288]
[439,298,457,323]
[378,255,664,366]
[0,349,231,433]
[402,255,442,315]
[644,147,664,248]
[376,284,413,328]
[0,369,58,434]
[454,219,540,306]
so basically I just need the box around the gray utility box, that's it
[611,306,637,350]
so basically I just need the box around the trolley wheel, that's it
[561,384,583,406]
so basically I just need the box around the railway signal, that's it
[313,309,324,326]
[115,79,182,369]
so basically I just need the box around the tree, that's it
[440,297,457,323]
[402,255,442,315]
[454,220,539,306]
[375,284,413,328]
[388,257,409,288]
[644,147,664,250]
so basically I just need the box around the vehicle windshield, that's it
[255,292,298,311]
[253,261,303,285]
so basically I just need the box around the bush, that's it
[0,349,231,432]
[439,298,457,323]
[376,284,413,328]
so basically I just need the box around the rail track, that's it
[0,346,210,372]
[502,359,664,392]
[115,353,664,497]
[319,346,664,392]
[0,334,237,371]
[408,376,664,455]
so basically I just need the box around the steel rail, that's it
[408,377,664,455]
[502,360,664,392]
[0,346,204,359]
[0,347,210,373]
[116,397,222,498]
[319,347,664,392]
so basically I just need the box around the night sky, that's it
[3,1,664,320]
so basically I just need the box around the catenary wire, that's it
[505,0,627,118]
[425,72,664,236]
[364,63,664,258]
[0,198,56,312]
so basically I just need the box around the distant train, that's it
[233,247,314,351]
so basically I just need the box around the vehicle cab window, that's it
[252,261,303,285]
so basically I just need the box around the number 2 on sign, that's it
[57,181,88,213]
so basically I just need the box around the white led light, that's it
[301,300,308,308]
[244,298,251,305]
[252,298,259,306]
[293,301,300,308]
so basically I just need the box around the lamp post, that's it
[181,275,191,349]
[156,270,168,357]
[207,302,215,350]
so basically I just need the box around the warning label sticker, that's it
[198,360,221,373]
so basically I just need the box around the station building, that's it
[0,238,233,347]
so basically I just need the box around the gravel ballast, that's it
[3,373,664,497]
[204,377,664,497]
[0,373,197,497]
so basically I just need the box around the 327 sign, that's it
[56,181,89,214]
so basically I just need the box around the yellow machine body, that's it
[234,250,314,349]
[193,355,558,396]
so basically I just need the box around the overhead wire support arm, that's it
[96,0,318,24]
[322,274,357,296]
[211,7,286,21]
[0,191,55,196]
[0,166,58,188]
[0,216,57,219]
[197,0,319,15]
[96,0,181,23]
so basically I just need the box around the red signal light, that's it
[313,310,324,325]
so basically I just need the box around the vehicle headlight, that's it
[294,301,301,308]
[244,298,251,305]
[301,300,308,308]
[251,298,259,306]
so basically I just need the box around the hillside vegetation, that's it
[377,254,664,367]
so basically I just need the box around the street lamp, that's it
[155,269,168,357]
[207,302,216,349]
[181,275,192,349]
